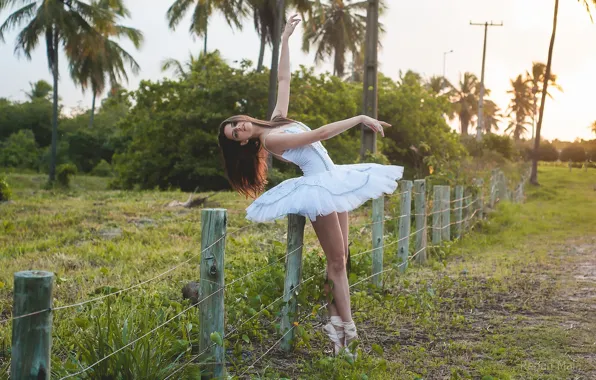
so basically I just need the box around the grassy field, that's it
[0,166,594,379]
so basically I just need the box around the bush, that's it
[0,129,40,169]
[90,159,113,177]
[0,176,11,201]
[535,141,560,161]
[560,144,586,162]
[481,134,518,160]
[56,163,77,187]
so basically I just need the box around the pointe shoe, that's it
[322,316,344,356]
[342,320,359,360]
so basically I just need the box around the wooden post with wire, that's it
[414,179,427,264]
[11,270,54,380]
[398,181,412,273]
[454,185,464,239]
[371,197,384,287]
[490,170,498,207]
[476,179,484,219]
[464,190,472,232]
[441,186,451,241]
[432,185,442,245]
[281,214,306,351]
[199,209,226,379]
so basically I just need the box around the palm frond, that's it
[0,2,37,43]
[166,0,195,30]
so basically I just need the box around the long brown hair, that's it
[218,114,295,198]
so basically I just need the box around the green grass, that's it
[0,167,595,379]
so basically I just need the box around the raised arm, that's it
[264,116,390,154]
[271,14,301,120]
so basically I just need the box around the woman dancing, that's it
[218,14,403,357]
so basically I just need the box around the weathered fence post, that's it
[414,180,427,264]
[11,271,54,380]
[371,197,384,287]
[441,186,451,241]
[454,185,464,240]
[398,181,412,273]
[432,185,442,245]
[498,171,508,202]
[199,209,226,378]
[476,179,484,220]
[281,214,306,351]
[489,170,497,208]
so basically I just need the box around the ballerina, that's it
[218,14,403,356]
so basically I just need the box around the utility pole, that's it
[361,0,379,158]
[443,50,453,78]
[470,21,502,141]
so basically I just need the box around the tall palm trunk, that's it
[257,30,266,72]
[89,92,96,128]
[266,0,285,169]
[203,0,209,55]
[460,112,469,136]
[49,28,59,182]
[531,0,559,185]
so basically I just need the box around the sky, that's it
[1,0,596,142]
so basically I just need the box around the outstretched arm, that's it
[265,115,390,154]
[271,14,300,120]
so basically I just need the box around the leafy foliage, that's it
[560,144,587,162]
[0,130,39,169]
[57,163,78,188]
[0,175,11,201]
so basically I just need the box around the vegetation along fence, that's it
[2,167,530,379]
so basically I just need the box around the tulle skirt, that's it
[246,164,404,222]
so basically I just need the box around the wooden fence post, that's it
[498,171,508,202]
[454,185,464,240]
[489,170,497,208]
[398,181,412,273]
[11,271,54,380]
[432,185,442,245]
[441,186,451,241]
[414,180,427,264]
[199,209,226,379]
[476,179,484,220]
[281,214,306,351]
[371,197,384,287]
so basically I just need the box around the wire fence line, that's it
[0,225,254,326]
[6,170,530,379]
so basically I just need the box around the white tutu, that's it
[246,163,404,222]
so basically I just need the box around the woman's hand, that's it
[282,14,301,40]
[360,115,391,137]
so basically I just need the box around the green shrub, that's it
[90,159,113,177]
[56,163,78,187]
[0,129,40,169]
[560,144,586,162]
[0,176,11,201]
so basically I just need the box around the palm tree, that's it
[166,0,246,55]
[25,80,53,101]
[68,0,143,129]
[506,74,533,141]
[450,72,479,136]
[425,75,452,97]
[531,0,595,185]
[161,53,201,79]
[525,61,562,140]
[591,121,596,136]
[483,99,502,134]
[249,0,311,72]
[0,0,115,182]
[302,0,370,77]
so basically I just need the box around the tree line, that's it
[2,0,596,189]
